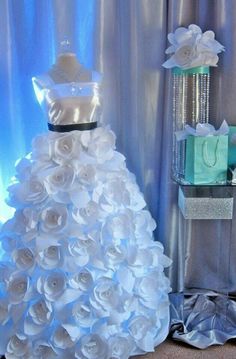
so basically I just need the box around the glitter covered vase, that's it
[172,66,210,183]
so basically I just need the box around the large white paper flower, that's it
[94,177,130,212]
[69,269,93,291]
[4,208,38,240]
[77,164,96,187]
[134,210,156,245]
[137,272,170,309]
[12,247,35,270]
[91,277,120,311]
[72,201,101,226]
[37,271,67,301]
[24,299,53,336]
[102,210,134,244]
[40,204,68,233]
[87,127,116,162]
[37,245,62,269]
[7,273,30,304]
[44,165,76,194]
[33,341,57,359]
[128,315,154,350]
[108,335,134,359]
[8,176,48,207]
[53,324,80,349]
[51,133,80,164]
[72,299,95,327]
[163,24,224,69]
[29,299,53,326]
[67,234,98,270]
[76,334,108,359]
[6,334,30,358]
[104,244,126,267]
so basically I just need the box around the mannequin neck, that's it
[56,53,81,73]
[50,53,92,83]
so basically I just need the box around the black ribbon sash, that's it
[48,122,97,132]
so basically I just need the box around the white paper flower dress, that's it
[0,70,171,359]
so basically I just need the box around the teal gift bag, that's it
[228,126,236,166]
[185,135,228,185]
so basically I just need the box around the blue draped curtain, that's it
[1,0,236,349]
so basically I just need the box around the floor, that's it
[133,339,236,359]
[1,339,235,359]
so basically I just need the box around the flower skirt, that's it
[0,126,171,359]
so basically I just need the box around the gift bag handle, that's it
[202,138,220,168]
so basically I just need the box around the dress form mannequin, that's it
[32,51,100,126]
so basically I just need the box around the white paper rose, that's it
[24,299,53,335]
[6,334,30,357]
[137,272,170,309]
[69,269,93,291]
[104,244,126,266]
[128,315,155,351]
[127,247,153,270]
[125,181,146,211]
[91,277,120,311]
[37,271,67,301]
[8,176,48,208]
[7,273,30,304]
[29,299,53,325]
[76,334,108,359]
[13,247,35,270]
[33,341,57,359]
[163,24,224,69]
[134,210,156,235]
[51,133,80,164]
[77,164,96,187]
[44,165,76,194]
[67,235,98,270]
[53,324,80,349]
[95,178,130,213]
[66,239,89,269]
[87,127,116,162]
[4,208,38,240]
[102,210,134,244]
[72,300,95,327]
[37,245,62,269]
[108,335,134,359]
[72,201,101,226]
[133,210,156,246]
[40,204,68,233]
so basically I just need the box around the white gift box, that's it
[178,186,234,220]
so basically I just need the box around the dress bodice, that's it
[32,71,102,126]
